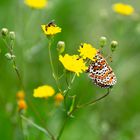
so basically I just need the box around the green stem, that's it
[77,88,110,108]
[56,106,77,140]
[48,40,62,93]
[56,116,68,140]
[58,73,64,79]
[19,114,28,140]
[57,89,110,140]
[2,38,55,140]
[12,58,24,89]
[3,38,24,89]
[63,73,76,111]
[65,71,70,88]
[63,73,76,96]
[20,115,55,140]
[57,95,77,140]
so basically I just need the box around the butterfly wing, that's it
[87,51,117,88]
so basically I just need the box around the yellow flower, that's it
[41,22,61,36]
[55,93,64,106]
[24,0,47,9]
[59,54,87,76]
[78,43,97,61]
[112,3,134,16]
[33,85,55,98]
[18,99,27,111]
[16,90,25,100]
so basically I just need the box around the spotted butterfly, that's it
[87,50,117,88]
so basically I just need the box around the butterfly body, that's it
[87,51,117,88]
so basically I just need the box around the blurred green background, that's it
[0,0,140,140]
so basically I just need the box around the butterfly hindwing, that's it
[87,51,117,88]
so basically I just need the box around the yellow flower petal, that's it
[112,3,134,16]
[78,43,97,61]
[33,85,55,98]
[41,23,61,36]
[24,0,47,9]
[59,54,87,76]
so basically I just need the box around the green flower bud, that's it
[5,53,15,60]
[5,53,12,60]
[1,28,8,37]
[9,31,15,40]
[57,41,65,54]
[100,36,107,48]
[111,40,118,52]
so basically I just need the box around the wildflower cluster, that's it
[57,39,98,76]
[34,22,118,99]
[1,19,118,140]
[58,42,98,76]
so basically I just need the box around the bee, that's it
[45,20,56,31]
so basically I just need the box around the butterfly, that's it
[87,50,117,88]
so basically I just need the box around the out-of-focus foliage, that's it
[0,0,140,140]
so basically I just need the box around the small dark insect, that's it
[45,20,56,31]
[87,51,117,88]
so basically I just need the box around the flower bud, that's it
[1,28,8,37]
[9,31,15,40]
[5,53,15,60]
[100,36,107,48]
[55,93,64,106]
[111,40,118,52]
[18,99,27,112]
[57,41,65,54]
[16,90,25,100]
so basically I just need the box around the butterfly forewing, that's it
[87,51,117,88]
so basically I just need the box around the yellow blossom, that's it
[41,22,61,36]
[78,43,97,61]
[18,99,27,111]
[55,93,64,106]
[112,3,134,16]
[24,0,47,9]
[16,90,25,100]
[59,54,87,76]
[33,85,55,98]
